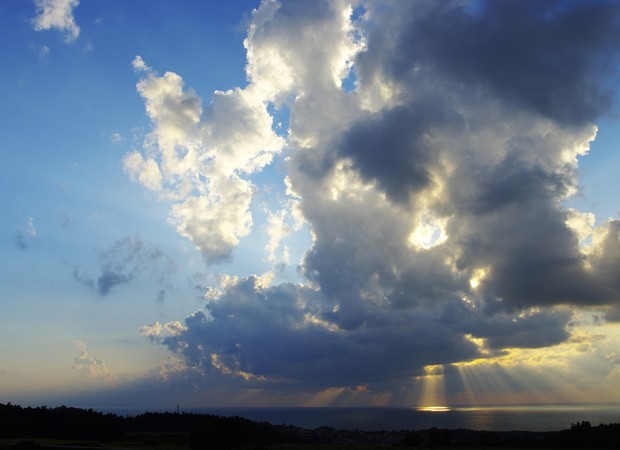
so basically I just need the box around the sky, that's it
[1,0,620,410]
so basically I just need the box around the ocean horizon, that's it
[92,403,620,432]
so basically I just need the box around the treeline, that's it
[0,403,124,441]
[1,403,620,449]
[544,421,620,449]
[0,403,298,449]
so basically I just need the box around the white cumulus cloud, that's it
[125,57,283,264]
[33,0,80,42]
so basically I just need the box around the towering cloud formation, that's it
[130,0,620,398]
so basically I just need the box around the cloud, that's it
[140,320,186,345]
[13,218,37,251]
[156,289,166,305]
[74,235,175,297]
[33,0,80,43]
[131,55,150,72]
[441,302,573,350]
[155,275,484,389]
[27,218,37,237]
[379,0,620,127]
[125,58,283,264]
[38,44,50,59]
[265,207,301,266]
[59,311,620,408]
[128,0,620,399]
[72,340,111,379]
[14,232,28,251]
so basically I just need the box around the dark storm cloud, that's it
[333,0,620,313]
[605,307,620,322]
[449,180,615,311]
[482,310,571,350]
[452,155,620,312]
[156,276,577,390]
[159,276,482,389]
[461,156,570,215]
[590,220,620,293]
[390,0,620,126]
[74,235,175,297]
[338,102,457,204]
[441,299,573,349]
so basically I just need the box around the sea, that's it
[95,403,620,432]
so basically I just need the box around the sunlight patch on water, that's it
[417,406,451,412]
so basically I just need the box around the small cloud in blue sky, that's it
[32,0,81,42]
[13,218,37,251]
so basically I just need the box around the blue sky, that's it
[2,0,620,409]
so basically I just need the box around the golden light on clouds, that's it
[408,213,448,250]
[446,311,620,405]
[469,267,490,290]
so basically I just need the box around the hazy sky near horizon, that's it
[2,0,620,409]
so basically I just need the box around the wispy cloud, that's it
[38,44,50,59]
[110,133,122,144]
[14,232,28,251]
[74,235,175,297]
[13,217,38,251]
[27,217,37,237]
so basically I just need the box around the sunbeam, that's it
[416,365,449,410]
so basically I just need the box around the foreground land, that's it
[1,403,619,449]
